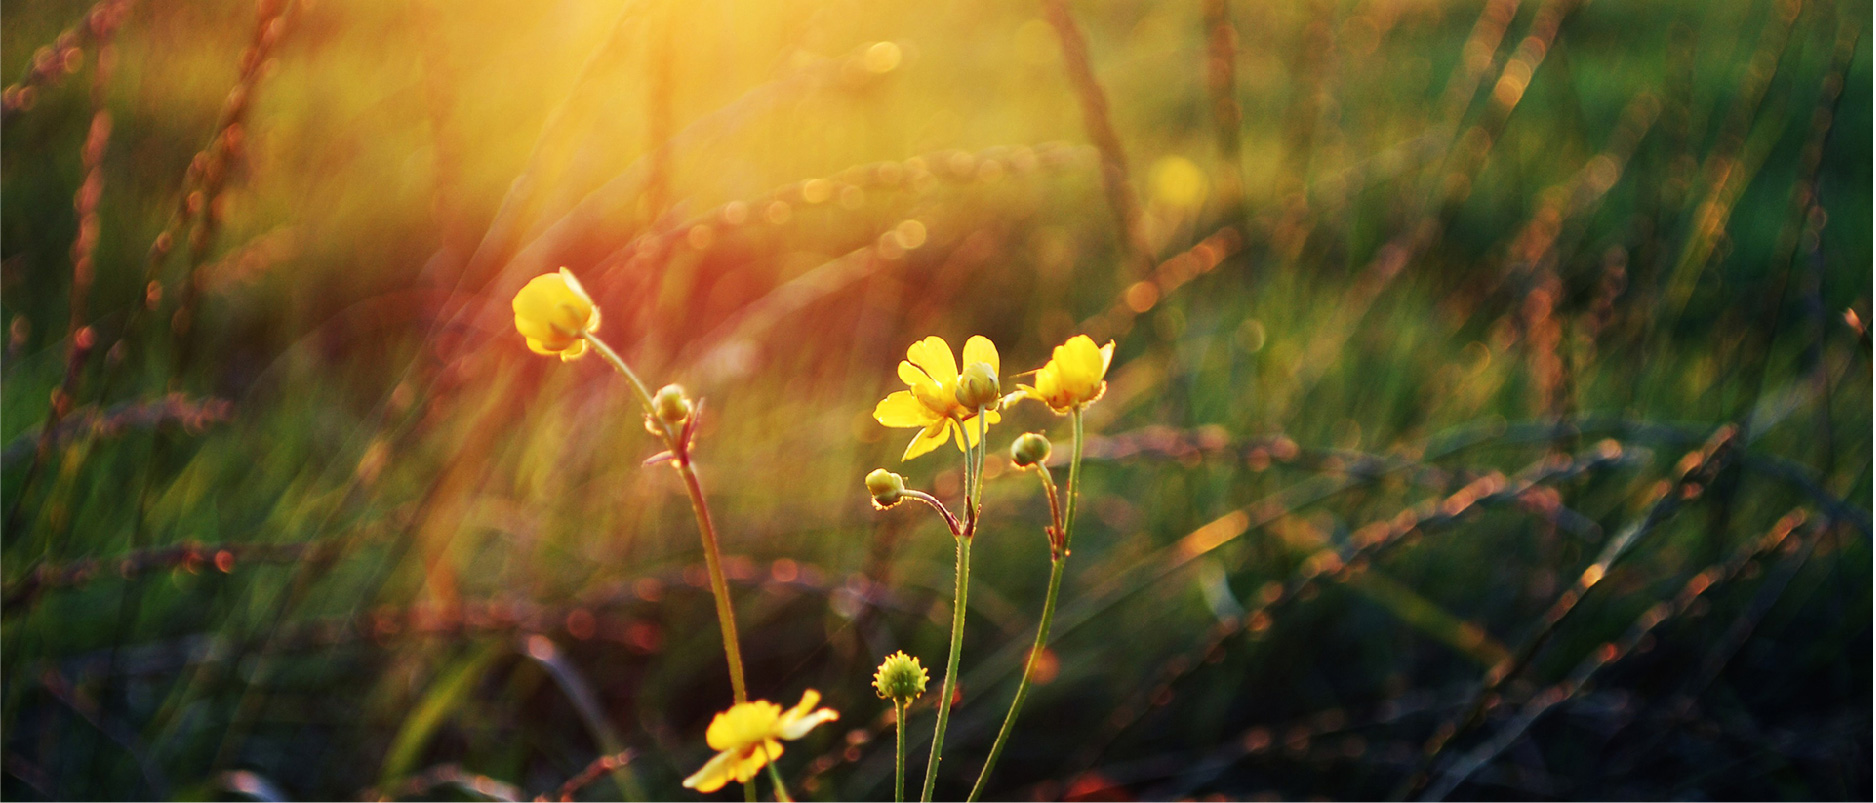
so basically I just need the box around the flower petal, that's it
[1098,339,1115,374]
[681,749,742,793]
[706,701,782,751]
[875,391,938,428]
[906,336,959,385]
[962,335,999,377]
[777,689,841,740]
[903,421,950,460]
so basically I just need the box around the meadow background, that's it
[2,0,1871,799]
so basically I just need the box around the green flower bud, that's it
[653,383,692,425]
[1010,432,1052,467]
[956,361,1000,411]
[873,650,929,703]
[865,468,907,508]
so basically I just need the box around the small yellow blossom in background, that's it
[873,335,1003,460]
[1018,334,1115,413]
[681,690,840,793]
[511,268,600,361]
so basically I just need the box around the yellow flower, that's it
[512,268,601,361]
[681,690,840,793]
[873,335,1003,460]
[1017,335,1115,414]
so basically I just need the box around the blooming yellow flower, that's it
[681,690,840,793]
[873,335,1003,460]
[512,268,600,361]
[1017,335,1115,413]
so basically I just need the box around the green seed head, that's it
[873,651,929,702]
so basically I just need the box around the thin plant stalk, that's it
[894,699,909,802]
[764,760,793,803]
[920,408,989,801]
[968,409,1085,800]
[584,332,748,703]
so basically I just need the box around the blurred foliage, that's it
[1,0,1870,800]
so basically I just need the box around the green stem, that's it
[765,758,793,802]
[921,533,972,801]
[1063,409,1085,553]
[584,332,745,703]
[894,699,909,802]
[967,556,1065,801]
[968,412,1084,800]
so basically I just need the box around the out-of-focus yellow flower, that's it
[512,268,600,361]
[873,335,1003,460]
[681,690,840,793]
[1017,335,1115,414]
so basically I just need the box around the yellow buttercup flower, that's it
[873,335,1003,460]
[1017,335,1115,414]
[512,268,601,361]
[682,690,840,793]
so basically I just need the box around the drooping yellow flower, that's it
[1017,335,1115,414]
[512,268,601,361]
[873,335,1003,460]
[682,690,840,793]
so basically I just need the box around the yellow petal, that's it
[903,421,950,460]
[1098,339,1115,374]
[705,701,782,751]
[906,336,959,385]
[875,390,938,428]
[961,335,999,378]
[681,749,741,792]
[777,689,841,740]
[557,339,587,361]
[525,337,557,356]
[681,743,780,793]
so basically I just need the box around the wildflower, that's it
[873,335,1004,460]
[1017,335,1115,413]
[873,651,930,703]
[682,690,840,793]
[866,468,908,508]
[1010,433,1052,467]
[512,268,600,361]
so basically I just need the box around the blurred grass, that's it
[2,0,1871,800]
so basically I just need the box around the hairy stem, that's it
[921,533,971,801]
[895,699,909,802]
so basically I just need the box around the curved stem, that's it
[581,333,658,418]
[921,534,972,801]
[968,410,1085,800]
[894,699,909,802]
[584,332,745,703]
[903,490,964,537]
